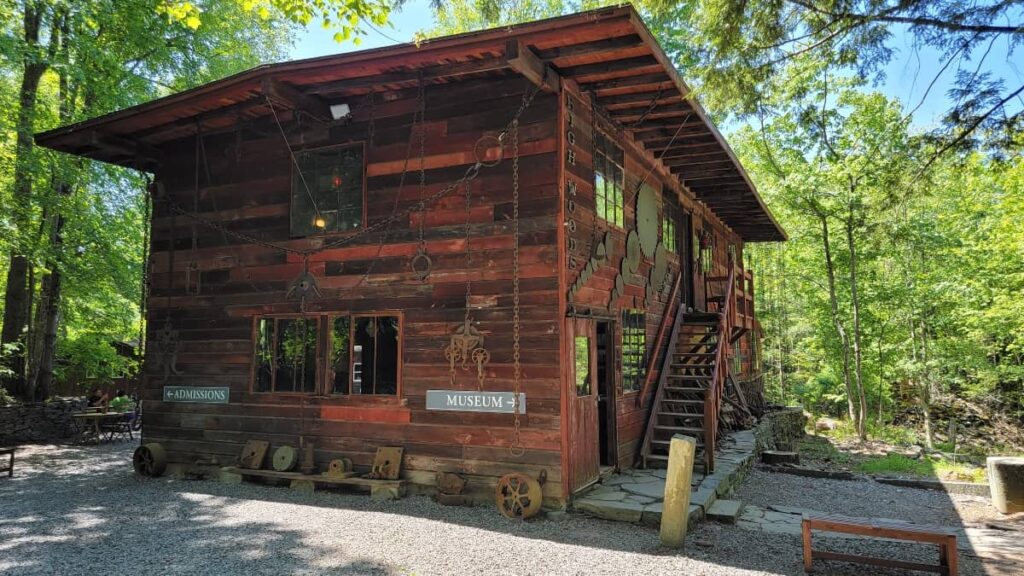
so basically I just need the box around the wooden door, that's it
[568,318,600,493]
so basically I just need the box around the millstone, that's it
[273,445,298,472]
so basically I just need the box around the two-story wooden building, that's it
[37,6,784,509]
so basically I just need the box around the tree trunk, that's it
[819,214,858,426]
[1,4,48,399]
[845,217,868,441]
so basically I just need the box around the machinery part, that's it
[624,230,641,275]
[636,183,659,259]
[438,472,467,495]
[300,442,316,475]
[652,243,668,289]
[133,443,167,478]
[325,458,355,477]
[367,446,404,480]
[239,440,270,470]
[495,472,543,519]
[272,445,299,472]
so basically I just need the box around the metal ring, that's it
[473,135,504,168]
[567,199,576,214]
[410,251,432,281]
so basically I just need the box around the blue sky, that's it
[289,2,1023,132]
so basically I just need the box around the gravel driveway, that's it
[0,443,1008,575]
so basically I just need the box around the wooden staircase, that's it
[640,254,753,474]
[640,312,721,472]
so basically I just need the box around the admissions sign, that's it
[425,390,526,414]
[162,386,230,404]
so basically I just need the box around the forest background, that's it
[1,0,1021,450]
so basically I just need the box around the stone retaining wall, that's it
[0,398,86,445]
[753,407,806,454]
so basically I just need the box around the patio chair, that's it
[102,413,134,442]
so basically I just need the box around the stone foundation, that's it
[0,398,86,445]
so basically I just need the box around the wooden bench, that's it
[0,448,14,478]
[802,513,958,575]
[222,467,406,501]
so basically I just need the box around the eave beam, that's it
[505,40,560,93]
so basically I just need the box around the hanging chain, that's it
[417,74,427,252]
[162,81,543,261]
[138,181,152,365]
[510,93,525,457]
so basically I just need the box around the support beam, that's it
[88,131,160,165]
[505,40,560,93]
[261,78,332,123]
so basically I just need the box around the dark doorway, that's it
[596,321,617,468]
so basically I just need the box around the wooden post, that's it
[660,434,696,548]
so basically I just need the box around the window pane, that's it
[352,316,399,395]
[622,311,646,392]
[292,144,364,236]
[575,336,591,396]
[330,316,351,394]
[255,319,275,392]
[275,318,317,393]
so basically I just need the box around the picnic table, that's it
[71,411,131,443]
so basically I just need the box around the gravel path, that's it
[0,443,1011,575]
[736,469,999,525]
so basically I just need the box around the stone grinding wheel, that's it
[625,230,641,275]
[495,473,543,519]
[614,274,625,295]
[652,243,668,289]
[133,443,167,477]
[636,183,659,259]
[272,445,299,472]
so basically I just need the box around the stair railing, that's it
[637,271,683,408]
[637,271,684,468]
[703,253,737,473]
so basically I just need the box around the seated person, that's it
[109,390,133,412]
[86,387,108,409]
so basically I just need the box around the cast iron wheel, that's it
[133,443,167,477]
[495,473,542,519]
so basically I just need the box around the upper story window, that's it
[253,312,401,396]
[594,132,625,228]
[291,143,365,237]
[621,309,646,392]
[663,192,679,254]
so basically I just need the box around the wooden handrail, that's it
[704,253,737,473]
[636,271,683,407]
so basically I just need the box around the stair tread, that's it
[664,386,707,392]
[659,399,705,404]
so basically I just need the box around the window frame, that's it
[593,131,625,229]
[331,312,404,397]
[251,315,322,396]
[250,311,403,399]
[620,309,646,394]
[662,192,680,254]
[290,141,368,238]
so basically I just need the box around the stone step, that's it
[706,499,745,524]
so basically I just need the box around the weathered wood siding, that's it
[558,82,747,472]
[143,77,566,501]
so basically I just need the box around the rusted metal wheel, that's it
[133,443,167,477]
[495,473,542,519]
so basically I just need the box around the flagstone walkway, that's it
[573,430,757,526]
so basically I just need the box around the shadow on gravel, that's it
[0,443,398,576]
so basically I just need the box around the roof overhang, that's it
[36,6,785,242]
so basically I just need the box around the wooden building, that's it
[37,6,785,507]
